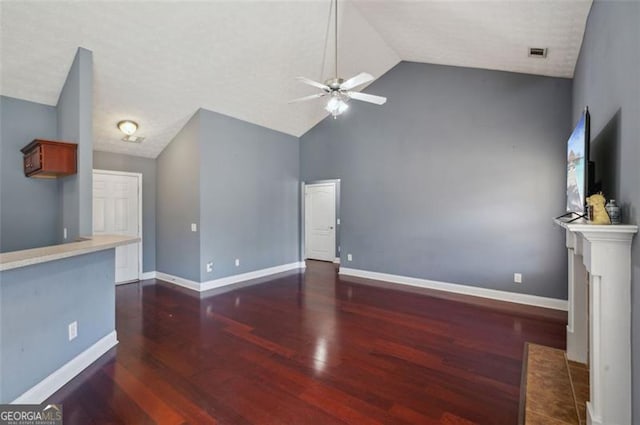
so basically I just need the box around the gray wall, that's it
[0,96,59,252]
[156,113,201,281]
[94,151,157,272]
[300,61,572,299]
[198,109,300,282]
[57,47,93,242]
[571,1,640,420]
[0,250,115,402]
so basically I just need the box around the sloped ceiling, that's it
[0,0,591,158]
[353,0,592,78]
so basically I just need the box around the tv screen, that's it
[566,108,590,213]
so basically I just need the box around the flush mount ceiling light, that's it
[289,0,387,118]
[117,120,138,136]
[117,120,144,143]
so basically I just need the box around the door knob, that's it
[329,226,334,229]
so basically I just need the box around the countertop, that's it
[0,235,140,272]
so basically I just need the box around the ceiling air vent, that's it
[528,47,548,58]
[122,135,145,143]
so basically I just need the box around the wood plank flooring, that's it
[46,260,566,424]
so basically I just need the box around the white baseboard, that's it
[339,267,568,311]
[12,331,118,404]
[155,271,201,291]
[140,271,157,280]
[586,402,602,425]
[156,261,306,292]
[333,257,341,264]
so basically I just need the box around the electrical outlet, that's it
[206,262,213,273]
[191,223,197,232]
[235,258,240,267]
[347,254,353,262]
[63,228,68,240]
[68,321,78,341]
[514,273,523,284]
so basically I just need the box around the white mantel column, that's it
[581,230,635,425]
[565,230,589,364]
[555,219,637,425]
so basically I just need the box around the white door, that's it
[93,171,141,284]
[305,183,336,262]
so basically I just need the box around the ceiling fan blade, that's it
[288,93,326,103]
[347,91,387,105]
[340,72,374,91]
[296,77,330,91]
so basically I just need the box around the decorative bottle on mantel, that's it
[606,199,621,224]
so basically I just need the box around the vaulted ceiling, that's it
[1,0,592,158]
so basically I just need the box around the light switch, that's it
[191,223,197,232]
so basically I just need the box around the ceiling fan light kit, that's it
[325,92,349,117]
[290,0,387,118]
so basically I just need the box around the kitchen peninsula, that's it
[0,235,138,403]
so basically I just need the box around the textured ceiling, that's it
[0,0,591,158]
[353,0,592,78]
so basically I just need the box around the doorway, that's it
[93,170,142,284]
[304,181,338,262]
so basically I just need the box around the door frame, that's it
[301,179,340,263]
[93,169,143,281]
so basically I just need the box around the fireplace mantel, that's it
[554,218,637,425]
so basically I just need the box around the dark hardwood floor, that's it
[46,261,566,425]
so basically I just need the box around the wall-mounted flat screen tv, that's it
[566,108,590,214]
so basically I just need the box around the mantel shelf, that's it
[554,218,638,235]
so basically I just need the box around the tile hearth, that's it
[521,343,589,425]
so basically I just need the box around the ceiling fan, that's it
[289,0,387,118]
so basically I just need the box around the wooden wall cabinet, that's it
[20,139,77,179]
